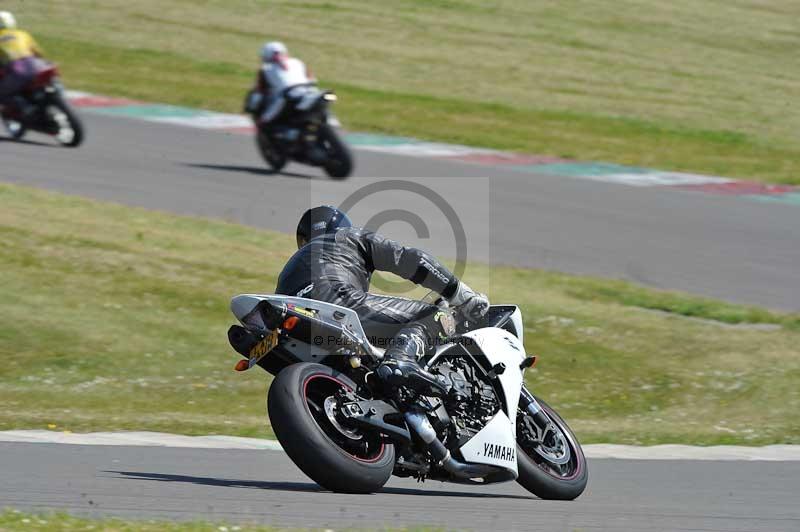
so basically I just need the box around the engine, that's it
[431,356,501,447]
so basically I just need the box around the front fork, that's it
[519,387,552,437]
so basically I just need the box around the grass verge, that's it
[1,183,799,445]
[0,510,441,531]
[560,276,800,331]
[6,0,800,184]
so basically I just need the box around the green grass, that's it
[1,182,799,445]
[560,276,800,331]
[6,0,800,184]
[0,510,443,531]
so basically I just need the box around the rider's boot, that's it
[375,325,449,397]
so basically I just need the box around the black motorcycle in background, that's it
[0,61,84,147]
[246,83,353,179]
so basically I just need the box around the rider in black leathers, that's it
[276,206,490,394]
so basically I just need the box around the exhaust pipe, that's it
[404,411,496,479]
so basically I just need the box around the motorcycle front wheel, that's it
[268,362,395,493]
[516,391,588,500]
[256,130,287,172]
[48,95,84,147]
[319,124,353,180]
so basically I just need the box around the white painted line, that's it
[0,430,282,451]
[572,172,733,187]
[358,142,499,158]
[150,114,254,130]
[65,90,92,99]
[582,444,800,461]
[201,435,284,450]
[1,431,798,460]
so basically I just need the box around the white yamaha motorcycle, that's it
[227,294,588,499]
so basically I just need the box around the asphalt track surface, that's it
[2,113,800,310]
[2,443,799,531]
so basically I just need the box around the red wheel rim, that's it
[302,374,386,463]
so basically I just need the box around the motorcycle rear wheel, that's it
[268,362,395,493]
[2,117,26,140]
[516,393,588,500]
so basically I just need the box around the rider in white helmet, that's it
[246,41,315,133]
[0,11,44,112]
[0,11,15,29]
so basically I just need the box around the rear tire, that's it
[319,124,353,179]
[256,130,287,172]
[2,117,26,140]
[268,363,395,493]
[516,394,588,500]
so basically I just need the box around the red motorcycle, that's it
[0,61,84,147]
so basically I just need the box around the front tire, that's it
[516,393,588,500]
[256,130,287,172]
[268,363,395,493]
[49,95,84,147]
[319,124,353,179]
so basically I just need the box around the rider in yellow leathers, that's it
[0,11,45,114]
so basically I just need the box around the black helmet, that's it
[296,205,352,248]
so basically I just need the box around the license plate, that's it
[248,329,279,368]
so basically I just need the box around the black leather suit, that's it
[275,227,460,360]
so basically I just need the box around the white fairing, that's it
[509,306,524,344]
[231,294,382,360]
[232,294,366,338]
[462,327,525,429]
[457,327,526,476]
[459,411,518,476]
